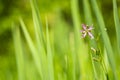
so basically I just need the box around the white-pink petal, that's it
[88,26,94,31]
[82,24,87,30]
[88,32,94,39]
[82,32,87,38]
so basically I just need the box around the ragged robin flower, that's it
[80,24,94,39]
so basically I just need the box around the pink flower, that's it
[80,24,94,39]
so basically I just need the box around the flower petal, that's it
[88,25,94,31]
[82,24,87,30]
[80,30,84,33]
[88,32,94,39]
[82,32,87,38]
[80,30,86,34]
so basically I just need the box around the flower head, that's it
[80,24,94,39]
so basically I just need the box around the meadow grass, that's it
[12,0,120,80]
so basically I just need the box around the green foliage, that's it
[0,0,120,80]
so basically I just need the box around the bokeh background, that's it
[0,0,120,80]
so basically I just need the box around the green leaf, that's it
[12,24,25,80]
[91,0,117,79]
[46,16,55,80]
[19,18,43,79]
[113,0,120,54]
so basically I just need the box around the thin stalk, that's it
[12,25,25,80]
[113,0,120,55]
[30,0,45,47]
[19,18,43,80]
[83,0,98,79]
[99,52,108,79]
[30,0,48,79]
[46,16,55,80]
[91,0,117,79]
[69,33,76,80]
[71,0,90,79]
[71,0,83,79]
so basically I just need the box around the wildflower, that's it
[80,24,94,39]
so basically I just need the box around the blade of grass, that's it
[113,0,120,55]
[83,0,98,79]
[46,16,55,80]
[19,18,43,80]
[83,0,108,79]
[30,0,45,47]
[70,0,81,79]
[12,24,25,80]
[71,0,87,79]
[25,61,42,80]
[69,33,76,80]
[83,0,93,24]
[91,0,117,79]
[30,0,43,53]
[30,0,48,79]
[53,14,71,80]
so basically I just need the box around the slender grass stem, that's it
[19,18,43,80]
[46,16,55,80]
[113,0,120,55]
[91,0,117,79]
[71,0,81,79]
[99,52,108,79]
[83,0,98,79]
[30,0,45,47]
[12,25,25,80]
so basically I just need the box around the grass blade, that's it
[46,16,55,80]
[91,0,117,79]
[70,0,81,79]
[113,0,120,54]
[30,0,45,47]
[30,0,49,79]
[83,0,98,79]
[71,0,88,79]
[19,18,43,80]
[12,24,25,80]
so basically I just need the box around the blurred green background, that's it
[0,0,120,80]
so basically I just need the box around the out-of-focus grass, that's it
[83,0,98,79]
[91,0,117,79]
[113,0,120,55]
[12,24,25,80]
[0,0,119,80]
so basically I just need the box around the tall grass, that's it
[91,0,117,79]
[12,0,120,80]
[113,0,120,55]
[12,24,25,80]
[83,0,98,79]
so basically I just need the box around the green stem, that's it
[91,0,117,79]
[99,50,108,80]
